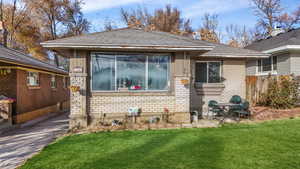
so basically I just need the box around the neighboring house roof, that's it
[199,42,269,58]
[41,27,268,58]
[245,28,300,53]
[0,46,68,75]
[41,28,214,51]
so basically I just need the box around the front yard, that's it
[21,118,300,169]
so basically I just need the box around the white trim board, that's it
[263,45,300,54]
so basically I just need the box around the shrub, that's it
[258,75,299,109]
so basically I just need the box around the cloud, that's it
[183,0,251,18]
[82,0,146,12]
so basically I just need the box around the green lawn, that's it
[21,119,300,169]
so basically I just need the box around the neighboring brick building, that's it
[0,46,69,125]
[41,28,269,128]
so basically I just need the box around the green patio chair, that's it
[208,100,224,119]
[229,95,242,104]
[229,99,251,120]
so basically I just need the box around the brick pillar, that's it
[69,50,88,129]
[174,76,191,123]
[69,73,88,128]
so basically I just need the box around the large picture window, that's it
[91,53,170,91]
[195,62,221,83]
[258,56,277,73]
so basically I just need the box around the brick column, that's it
[69,73,88,128]
[69,50,88,129]
[174,76,191,123]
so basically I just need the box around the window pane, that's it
[27,72,39,86]
[117,55,146,91]
[208,62,221,83]
[195,62,207,83]
[258,60,262,72]
[148,55,169,90]
[262,57,272,72]
[92,54,115,91]
[273,56,277,71]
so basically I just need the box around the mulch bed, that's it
[251,106,300,121]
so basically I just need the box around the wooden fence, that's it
[246,75,300,105]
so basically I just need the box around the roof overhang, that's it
[40,43,214,52]
[0,58,68,75]
[199,53,270,59]
[263,45,300,54]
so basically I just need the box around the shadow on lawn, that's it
[80,132,224,169]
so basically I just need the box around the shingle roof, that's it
[0,46,68,75]
[200,42,269,58]
[41,27,268,58]
[41,28,214,51]
[245,28,300,51]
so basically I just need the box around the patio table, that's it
[216,102,240,123]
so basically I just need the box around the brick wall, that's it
[89,77,190,123]
[69,50,191,128]
[16,70,69,114]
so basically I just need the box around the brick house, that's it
[0,45,69,125]
[41,28,268,128]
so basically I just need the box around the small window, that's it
[51,75,56,88]
[258,56,277,73]
[27,72,39,86]
[195,62,221,83]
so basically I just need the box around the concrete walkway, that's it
[0,113,69,169]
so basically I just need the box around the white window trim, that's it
[90,52,171,92]
[195,61,222,84]
[27,72,40,86]
[256,56,278,76]
[51,75,56,88]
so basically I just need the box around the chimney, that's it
[271,26,285,37]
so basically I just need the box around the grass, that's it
[21,118,300,169]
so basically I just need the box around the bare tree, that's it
[226,24,253,47]
[62,0,90,37]
[120,5,193,35]
[251,0,282,35]
[251,0,300,37]
[0,0,8,47]
[103,18,118,31]
[277,6,300,30]
[198,13,220,43]
[24,0,68,40]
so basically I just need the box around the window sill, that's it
[28,86,41,90]
[256,71,278,76]
[91,91,174,97]
[194,83,225,96]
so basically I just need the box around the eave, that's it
[0,58,68,75]
[263,45,300,54]
[40,43,214,52]
[199,53,270,59]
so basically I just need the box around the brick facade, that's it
[88,76,190,125]
[69,51,191,128]
[69,51,247,128]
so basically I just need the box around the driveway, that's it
[0,113,69,169]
